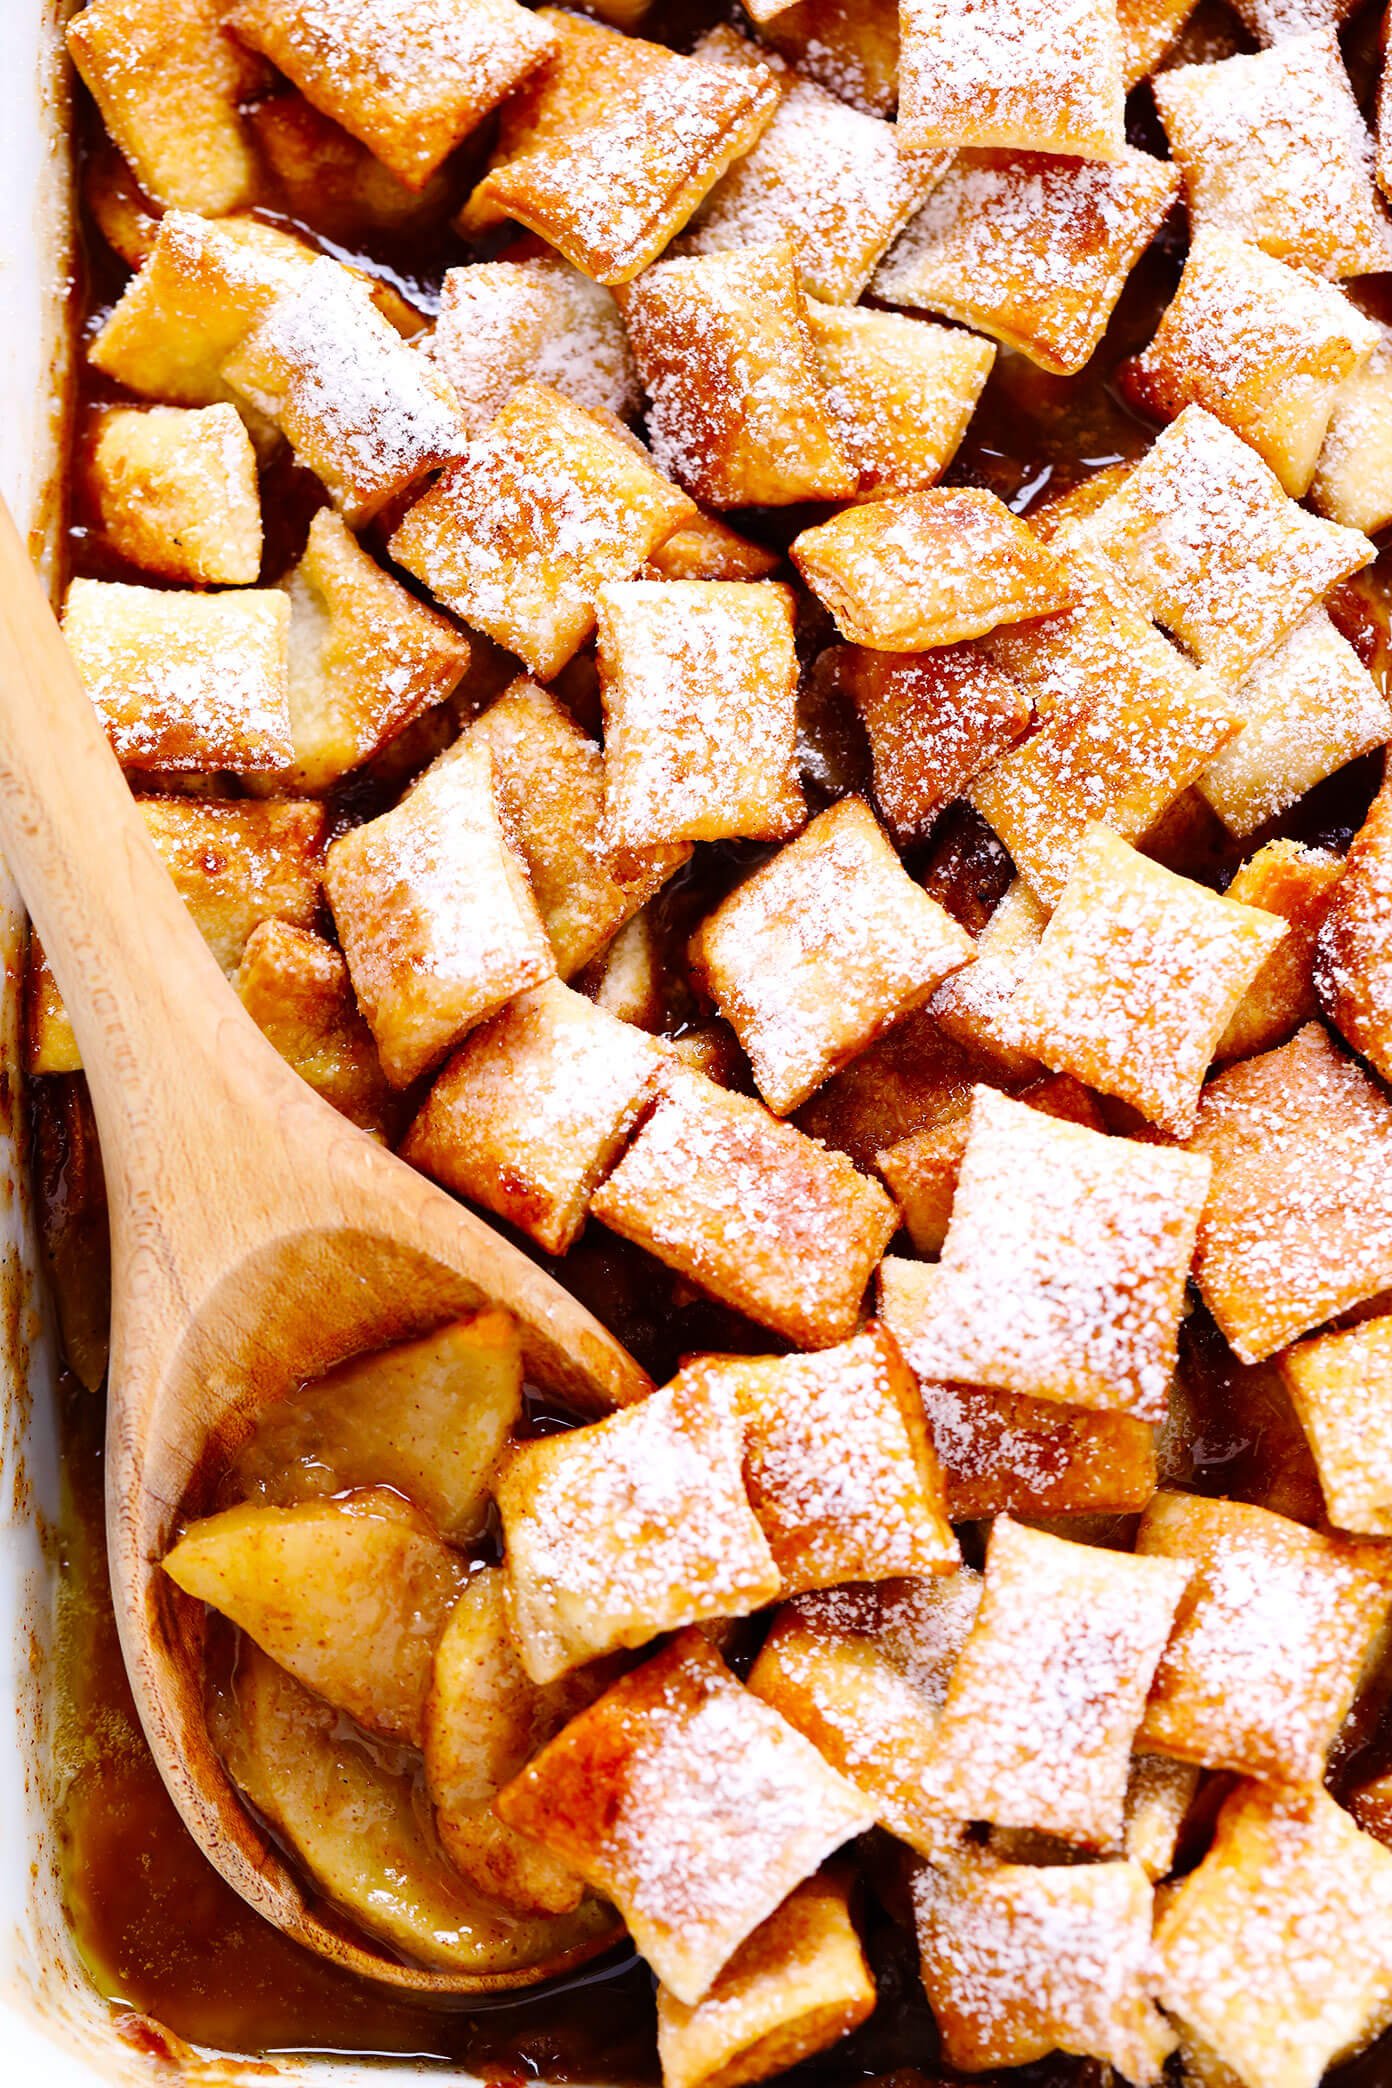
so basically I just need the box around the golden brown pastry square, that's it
[806,304,996,498]
[679,28,945,303]
[1312,775,1392,1084]
[879,1085,1209,1418]
[676,1324,959,1595]
[495,1377,779,1682]
[223,260,467,524]
[875,147,1179,375]
[496,1631,875,2003]
[1186,1021,1392,1360]
[747,1576,981,1864]
[915,1853,1175,2082]
[896,0,1127,159]
[324,740,554,1087]
[62,578,292,773]
[1124,230,1378,496]
[403,978,663,1254]
[68,0,261,214]
[227,0,556,189]
[1282,1313,1392,1537]
[596,579,805,848]
[234,920,394,1139]
[462,678,689,979]
[925,1516,1190,1846]
[389,382,694,680]
[461,11,781,282]
[690,797,973,1115]
[1153,31,1392,278]
[590,1065,899,1348]
[655,1873,875,2088]
[791,490,1074,652]
[620,241,857,507]
[1003,825,1288,1134]
[1137,1489,1392,1784]
[1155,1783,1392,2088]
[88,404,262,585]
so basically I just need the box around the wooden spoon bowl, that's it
[0,503,649,1992]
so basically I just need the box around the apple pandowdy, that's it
[48,0,1392,2081]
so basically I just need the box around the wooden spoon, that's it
[0,502,649,1991]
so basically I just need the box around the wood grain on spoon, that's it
[0,497,649,1991]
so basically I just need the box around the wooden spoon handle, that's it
[0,498,234,1130]
[0,501,651,1416]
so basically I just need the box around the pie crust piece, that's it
[404,978,664,1255]
[596,579,805,849]
[679,28,945,304]
[620,241,857,507]
[62,578,292,774]
[896,0,1127,161]
[875,146,1179,376]
[324,740,554,1088]
[791,490,1074,652]
[914,1853,1176,2082]
[924,1516,1191,1846]
[655,1873,875,2088]
[673,1324,958,1596]
[1186,1021,1392,1361]
[389,382,695,681]
[879,1084,1209,1418]
[1003,825,1288,1135]
[689,796,974,1115]
[462,678,690,978]
[227,0,557,190]
[1137,1488,1392,1785]
[1316,776,1392,1085]
[495,1376,779,1682]
[460,11,781,283]
[1124,229,1378,496]
[496,1630,876,2004]
[748,1575,981,1864]
[1153,31,1392,278]
[1156,1783,1392,2088]
[590,1064,899,1348]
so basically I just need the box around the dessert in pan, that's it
[39,0,1392,2081]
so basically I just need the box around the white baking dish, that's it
[0,13,452,2082]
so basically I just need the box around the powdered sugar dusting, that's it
[875,147,1178,374]
[701,1326,957,1592]
[884,1087,1209,1419]
[928,1517,1191,1845]
[1139,1490,1392,1782]
[896,0,1126,157]
[503,1633,875,2005]
[915,1854,1174,2079]
[681,29,945,302]
[692,796,974,1115]
[1157,1784,1392,2088]
[1154,30,1392,276]
[424,258,639,434]
[1188,1022,1392,1359]
[1076,404,1374,682]
[226,258,466,521]
[590,1065,899,1348]
[62,578,292,771]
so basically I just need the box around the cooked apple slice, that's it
[225,1642,616,1976]
[165,1490,466,1745]
[424,1568,600,1917]
[229,1310,523,1542]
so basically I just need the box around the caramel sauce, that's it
[36,14,1392,2084]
